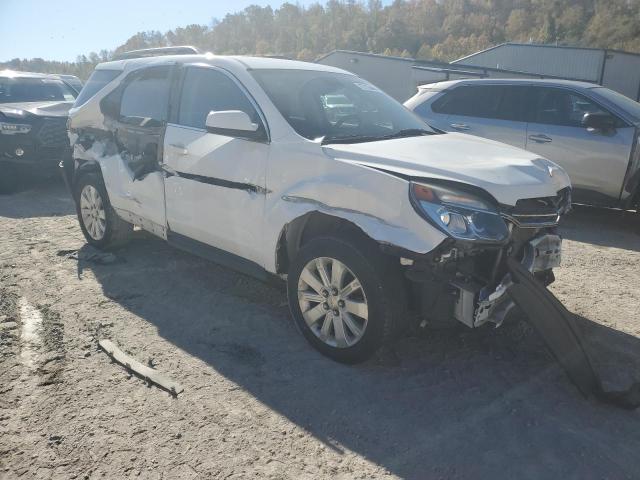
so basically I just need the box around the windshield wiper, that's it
[320,134,381,145]
[320,129,434,145]
[378,128,434,140]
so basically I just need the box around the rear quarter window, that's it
[74,69,121,107]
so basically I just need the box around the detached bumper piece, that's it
[506,258,640,409]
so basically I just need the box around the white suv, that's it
[62,50,571,363]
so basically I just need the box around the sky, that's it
[0,0,323,62]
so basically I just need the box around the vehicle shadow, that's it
[560,204,640,252]
[79,237,640,479]
[0,177,74,219]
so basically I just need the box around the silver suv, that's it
[406,79,640,210]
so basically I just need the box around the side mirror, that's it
[582,112,615,132]
[205,110,264,141]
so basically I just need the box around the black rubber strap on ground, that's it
[506,257,640,410]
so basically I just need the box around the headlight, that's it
[0,122,31,134]
[410,181,509,243]
[0,108,27,118]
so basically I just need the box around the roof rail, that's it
[112,46,200,61]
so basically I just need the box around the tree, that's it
[4,0,640,80]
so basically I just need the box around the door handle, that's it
[168,143,189,155]
[528,134,552,143]
[160,163,178,177]
[450,123,470,131]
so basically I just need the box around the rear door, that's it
[524,86,635,205]
[163,65,269,265]
[431,84,528,148]
[98,65,172,234]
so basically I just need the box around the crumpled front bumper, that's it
[452,233,562,328]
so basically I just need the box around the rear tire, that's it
[287,234,406,364]
[75,172,133,249]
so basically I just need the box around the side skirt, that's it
[167,231,270,282]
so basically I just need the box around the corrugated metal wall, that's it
[318,47,640,102]
[317,51,417,101]
[453,44,605,82]
[601,51,640,101]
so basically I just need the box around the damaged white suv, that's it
[63,50,571,363]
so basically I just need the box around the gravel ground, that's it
[1,179,640,480]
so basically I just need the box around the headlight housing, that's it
[0,109,31,135]
[410,181,509,243]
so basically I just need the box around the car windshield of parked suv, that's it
[251,69,434,143]
[592,87,640,122]
[0,77,77,103]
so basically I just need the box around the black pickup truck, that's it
[0,70,78,192]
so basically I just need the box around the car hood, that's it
[0,101,74,118]
[323,133,571,206]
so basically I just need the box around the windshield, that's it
[592,87,640,122]
[250,69,434,143]
[0,77,77,104]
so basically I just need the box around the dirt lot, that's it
[1,180,640,480]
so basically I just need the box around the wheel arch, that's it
[72,159,104,189]
[275,210,412,275]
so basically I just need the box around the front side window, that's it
[250,69,433,142]
[119,67,171,127]
[531,87,611,127]
[177,67,260,129]
[0,77,77,103]
[432,85,527,121]
[591,87,639,123]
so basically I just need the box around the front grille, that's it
[502,187,571,228]
[36,118,69,148]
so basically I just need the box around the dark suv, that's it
[0,70,78,192]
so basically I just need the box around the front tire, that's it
[75,173,133,249]
[287,235,406,364]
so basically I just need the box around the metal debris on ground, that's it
[98,339,184,396]
[507,258,640,410]
[57,248,121,265]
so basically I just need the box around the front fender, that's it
[262,168,448,273]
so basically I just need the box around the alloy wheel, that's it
[297,257,369,348]
[80,185,107,241]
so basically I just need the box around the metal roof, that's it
[0,69,60,79]
[450,43,633,83]
[95,54,349,74]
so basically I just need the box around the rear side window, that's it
[73,69,120,107]
[119,67,171,126]
[432,85,528,122]
[177,67,260,129]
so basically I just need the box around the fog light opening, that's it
[15,147,24,157]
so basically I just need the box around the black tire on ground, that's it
[287,234,406,364]
[74,172,133,249]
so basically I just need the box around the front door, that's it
[163,65,269,265]
[525,87,635,205]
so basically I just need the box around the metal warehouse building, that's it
[317,43,640,103]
